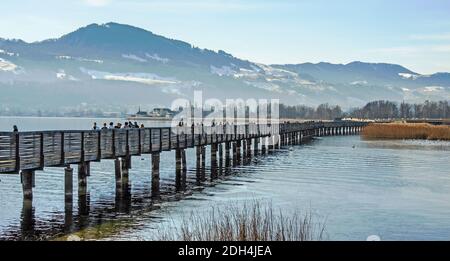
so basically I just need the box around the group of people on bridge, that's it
[93,121,145,130]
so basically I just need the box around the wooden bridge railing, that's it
[0,121,366,174]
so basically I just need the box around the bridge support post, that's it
[151,153,160,198]
[232,142,236,166]
[77,162,89,216]
[78,162,89,197]
[114,158,122,189]
[211,144,218,179]
[218,143,223,175]
[121,157,129,182]
[64,166,73,203]
[268,136,274,153]
[248,139,253,157]
[201,146,206,180]
[182,149,187,180]
[175,149,182,191]
[261,137,266,154]
[225,142,231,168]
[196,146,202,183]
[242,140,247,163]
[21,170,34,201]
[236,140,241,164]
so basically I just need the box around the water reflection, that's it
[2,135,449,241]
[20,201,35,240]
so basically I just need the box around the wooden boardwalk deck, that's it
[0,121,367,202]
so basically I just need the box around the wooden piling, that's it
[175,149,182,191]
[151,153,160,198]
[225,142,231,168]
[21,170,34,201]
[121,157,129,180]
[247,139,252,158]
[211,144,218,179]
[236,140,241,164]
[64,166,73,203]
[218,143,223,174]
[181,149,187,190]
[196,146,202,182]
[78,162,89,196]
[201,146,206,180]
[261,137,266,154]
[114,158,121,188]
[232,142,237,166]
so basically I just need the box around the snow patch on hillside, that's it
[122,54,147,62]
[422,86,445,92]
[244,81,282,93]
[0,58,18,72]
[145,53,169,64]
[56,69,78,81]
[0,49,19,57]
[210,65,236,76]
[398,73,420,80]
[80,68,178,85]
[56,56,103,64]
[350,80,368,85]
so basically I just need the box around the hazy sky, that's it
[1,0,450,74]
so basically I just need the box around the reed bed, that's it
[154,201,326,241]
[362,123,450,141]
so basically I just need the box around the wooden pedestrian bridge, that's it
[0,121,367,203]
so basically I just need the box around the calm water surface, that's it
[0,117,449,240]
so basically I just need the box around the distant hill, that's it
[272,62,450,87]
[1,22,449,114]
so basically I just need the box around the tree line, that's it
[280,100,449,120]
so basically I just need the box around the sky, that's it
[1,0,450,74]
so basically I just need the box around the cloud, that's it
[83,0,111,7]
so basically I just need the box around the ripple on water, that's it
[0,135,449,240]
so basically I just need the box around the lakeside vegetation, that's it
[280,100,449,120]
[154,202,326,241]
[362,123,450,141]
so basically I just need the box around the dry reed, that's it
[153,201,326,241]
[362,123,450,141]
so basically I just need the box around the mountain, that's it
[272,61,450,87]
[1,22,449,115]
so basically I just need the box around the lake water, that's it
[0,117,449,241]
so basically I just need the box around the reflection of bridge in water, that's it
[0,120,367,239]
